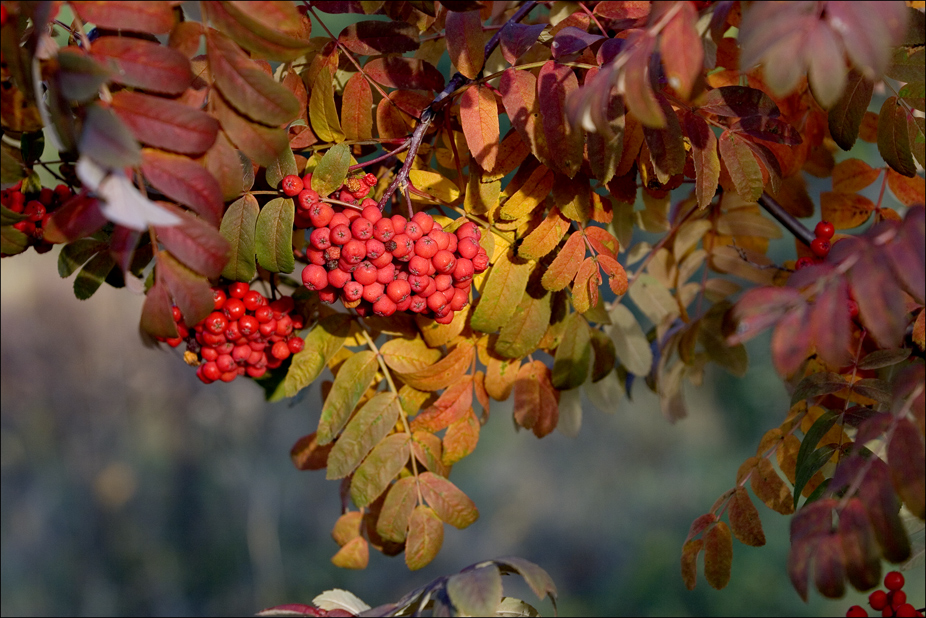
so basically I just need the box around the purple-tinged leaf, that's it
[155,205,230,279]
[499,22,546,64]
[112,91,219,156]
[338,20,419,56]
[877,97,918,178]
[770,302,812,376]
[157,250,215,327]
[140,280,179,338]
[849,248,906,348]
[72,1,176,34]
[552,27,604,59]
[886,207,925,304]
[363,57,444,92]
[622,31,665,128]
[446,10,484,79]
[447,565,502,618]
[141,149,223,227]
[43,195,106,244]
[659,1,702,100]
[810,277,852,369]
[699,86,780,118]
[538,61,583,178]
[888,418,925,519]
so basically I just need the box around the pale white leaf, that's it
[312,589,371,614]
[77,156,180,230]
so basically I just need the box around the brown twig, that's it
[758,193,815,246]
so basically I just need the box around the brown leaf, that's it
[745,456,794,515]
[728,487,766,547]
[157,250,215,327]
[703,522,733,590]
[342,73,373,142]
[831,158,881,194]
[338,19,419,55]
[878,97,917,177]
[290,432,333,471]
[331,536,369,570]
[820,191,874,230]
[828,69,873,151]
[485,355,520,401]
[681,539,703,590]
[683,112,720,209]
[839,497,881,592]
[659,1,702,100]
[718,130,764,203]
[212,93,290,168]
[499,22,547,64]
[513,360,560,438]
[888,418,925,519]
[405,505,443,570]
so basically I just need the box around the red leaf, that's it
[418,471,479,529]
[538,61,583,178]
[42,195,106,244]
[140,280,178,338]
[200,1,312,62]
[460,84,499,172]
[338,20,419,56]
[213,93,291,168]
[642,96,685,183]
[730,116,803,146]
[623,31,665,128]
[155,205,230,279]
[885,207,925,304]
[499,68,552,167]
[659,1,702,99]
[849,248,907,348]
[445,10,484,80]
[810,277,852,369]
[141,149,223,227]
[111,91,219,156]
[771,303,812,376]
[72,1,175,34]
[363,57,444,92]
[206,29,301,127]
[409,377,474,433]
[90,36,192,96]
[585,226,618,258]
[157,250,215,327]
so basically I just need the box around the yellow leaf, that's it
[409,169,460,203]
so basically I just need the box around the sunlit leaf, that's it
[157,250,214,327]
[472,250,532,332]
[460,84,499,172]
[400,342,475,391]
[310,69,345,143]
[317,350,379,444]
[500,165,554,221]
[112,91,219,156]
[254,197,294,273]
[141,149,223,226]
[540,232,585,291]
[327,393,401,479]
[513,360,559,438]
[405,505,443,570]
[495,289,551,359]
[409,169,461,203]
[446,10,484,79]
[342,73,373,142]
[538,61,583,178]
[90,36,192,95]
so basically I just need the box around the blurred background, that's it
[2,4,924,616]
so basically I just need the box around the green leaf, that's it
[828,69,873,151]
[317,350,379,445]
[790,372,847,406]
[220,194,259,281]
[311,143,351,197]
[310,70,345,143]
[255,197,295,273]
[718,130,764,202]
[606,303,653,376]
[265,146,298,191]
[495,289,551,359]
[58,239,105,278]
[326,393,401,479]
[349,433,410,508]
[1,142,26,187]
[628,274,678,325]
[552,313,592,390]
[73,251,115,300]
[447,565,503,618]
[793,410,839,506]
[418,471,479,529]
[471,250,532,332]
[405,505,444,571]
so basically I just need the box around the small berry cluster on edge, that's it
[0,181,75,255]
[846,571,923,617]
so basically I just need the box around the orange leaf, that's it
[820,191,874,230]
[460,84,500,172]
[331,511,363,546]
[832,158,881,193]
[571,257,600,314]
[485,355,520,401]
[681,539,703,590]
[445,10,484,79]
[418,471,479,529]
[519,206,571,260]
[442,409,481,466]
[405,505,443,570]
[597,254,628,295]
[744,456,794,515]
[342,73,373,142]
[585,226,619,258]
[290,432,333,471]
[886,167,925,207]
[623,31,665,128]
[499,69,552,166]
[331,536,369,570]
[410,376,474,433]
[399,342,475,391]
[541,231,586,291]
[659,1,702,100]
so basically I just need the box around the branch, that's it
[376,1,539,210]
[758,193,815,247]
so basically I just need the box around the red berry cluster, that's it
[846,571,922,617]
[1,181,75,254]
[283,172,379,229]
[157,282,306,384]
[794,220,861,318]
[299,204,488,323]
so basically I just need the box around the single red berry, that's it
[342,239,367,264]
[364,173,377,186]
[472,251,489,272]
[434,310,455,324]
[362,282,385,303]
[306,200,332,227]
[243,290,265,311]
[271,341,291,360]
[452,258,474,283]
[405,220,423,240]
[871,591,890,611]
[372,296,397,316]
[287,337,305,354]
[386,279,411,303]
[434,273,453,291]
[39,188,54,206]
[212,288,227,310]
[408,274,431,295]
[370,251,394,269]
[815,220,835,240]
[204,312,228,335]
[375,262,395,284]
[373,218,395,242]
[232,344,251,363]
[255,305,274,323]
[246,365,267,378]
[239,315,260,336]
[432,249,456,274]
[456,221,479,240]
[318,286,338,304]
[412,211,434,234]
[885,572,905,592]
[327,268,351,289]
[894,605,917,618]
[302,264,328,291]
[391,234,413,258]
[229,282,250,299]
[891,592,908,609]
[450,287,469,311]
[353,262,378,286]
[408,295,428,313]
[172,306,183,322]
[24,200,46,222]
[225,319,243,341]
[457,237,479,259]
[224,298,246,320]
[365,238,386,260]
[310,227,331,250]
[201,346,219,362]
[390,214,407,234]
[427,291,448,313]
[794,256,816,270]
[396,295,412,312]
[847,606,870,617]
[324,246,341,262]
[302,172,313,186]
[361,205,382,223]
[277,315,293,336]
[342,281,364,302]
[216,353,236,373]
[811,237,831,258]
[329,212,351,228]
[429,230,450,251]
[414,236,438,259]
[351,217,374,240]
[12,220,35,235]
[409,255,430,276]
[281,174,304,196]
[202,362,222,382]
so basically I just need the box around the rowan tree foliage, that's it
[1,0,924,614]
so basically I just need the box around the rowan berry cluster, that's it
[286,171,378,229]
[846,571,922,617]
[794,219,859,317]
[1,181,75,254]
[291,175,488,323]
[157,282,306,384]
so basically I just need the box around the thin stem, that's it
[758,193,815,247]
[578,1,608,35]
[347,142,410,172]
